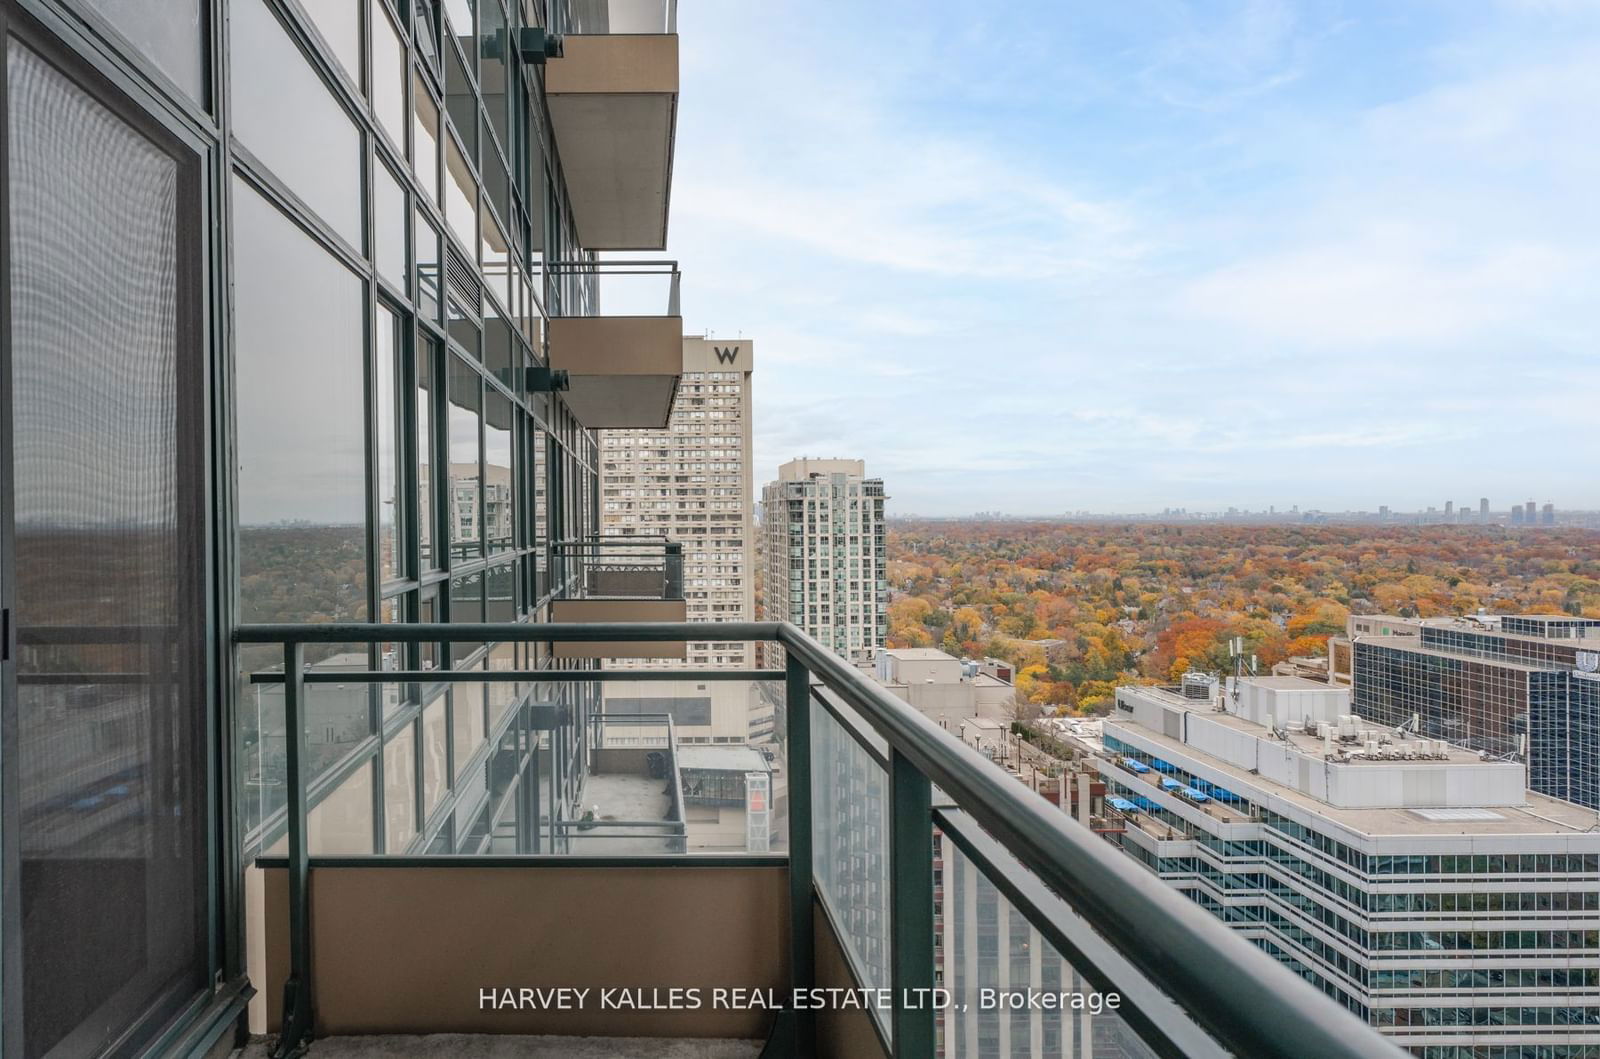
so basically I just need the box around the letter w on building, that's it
[713,345,739,364]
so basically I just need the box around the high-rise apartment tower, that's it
[600,336,756,667]
[761,459,888,662]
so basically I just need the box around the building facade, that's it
[1349,615,1600,809]
[760,458,889,662]
[1099,679,1600,1057]
[600,335,756,667]
[0,0,686,1051]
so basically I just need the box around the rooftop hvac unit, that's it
[1364,739,1380,758]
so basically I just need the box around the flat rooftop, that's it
[884,647,958,661]
[677,745,769,773]
[1239,675,1333,690]
[1107,695,1598,838]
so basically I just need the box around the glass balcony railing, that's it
[551,533,685,600]
[237,619,1403,1058]
[551,0,678,36]
[547,258,681,319]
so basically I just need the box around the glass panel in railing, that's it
[578,678,786,857]
[937,825,1158,1059]
[812,700,891,1014]
[239,640,377,845]
[553,0,675,35]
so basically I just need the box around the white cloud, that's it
[672,1,1600,512]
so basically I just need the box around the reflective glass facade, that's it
[0,0,623,1051]
[1353,628,1600,809]
[1103,728,1600,1058]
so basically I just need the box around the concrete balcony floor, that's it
[241,1035,761,1057]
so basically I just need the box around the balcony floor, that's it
[569,772,677,854]
[240,1035,762,1057]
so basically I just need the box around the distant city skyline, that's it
[669,1,1600,516]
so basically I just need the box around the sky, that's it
[651,0,1600,516]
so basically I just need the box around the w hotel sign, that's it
[683,335,755,372]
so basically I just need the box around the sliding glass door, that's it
[1,10,210,1056]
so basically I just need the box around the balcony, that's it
[545,0,679,250]
[546,260,682,429]
[237,620,1403,1059]
[547,535,688,658]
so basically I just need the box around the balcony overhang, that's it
[546,34,678,251]
[548,598,688,659]
[548,314,682,429]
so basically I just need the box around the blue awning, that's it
[1108,796,1139,813]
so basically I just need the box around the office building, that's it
[0,1,1407,1056]
[1348,614,1600,809]
[1481,498,1491,523]
[1099,678,1600,1055]
[761,458,889,662]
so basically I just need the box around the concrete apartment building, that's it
[761,458,889,662]
[596,336,776,751]
[600,335,756,667]
[1097,677,1600,1056]
[1343,613,1600,809]
[864,647,1016,729]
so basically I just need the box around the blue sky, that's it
[660,0,1600,515]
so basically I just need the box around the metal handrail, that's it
[235,620,1399,1059]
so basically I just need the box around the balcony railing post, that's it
[273,640,314,1058]
[784,654,814,1054]
[889,750,935,1056]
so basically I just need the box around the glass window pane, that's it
[309,761,375,854]
[444,136,473,255]
[481,210,511,310]
[444,0,473,42]
[372,0,407,147]
[232,0,362,246]
[412,73,440,205]
[444,34,476,158]
[448,355,483,560]
[480,0,508,149]
[384,724,418,852]
[447,295,480,359]
[484,299,513,391]
[374,160,406,290]
[415,209,441,321]
[485,391,514,554]
[422,691,450,817]
[450,568,484,665]
[376,306,403,582]
[82,0,204,101]
[234,176,368,623]
[304,0,361,85]
[445,135,476,252]
[417,339,438,570]
[6,41,206,1056]
[454,669,487,782]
